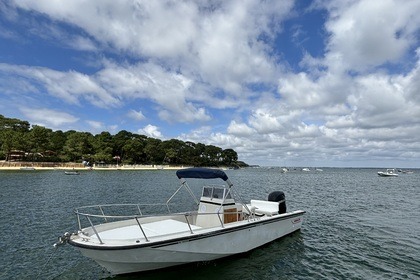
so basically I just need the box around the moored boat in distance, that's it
[377,168,398,177]
[54,167,305,275]
[20,166,35,170]
[64,170,80,175]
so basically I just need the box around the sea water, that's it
[0,168,419,280]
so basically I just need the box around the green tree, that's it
[26,125,53,161]
[0,114,30,132]
[160,139,186,164]
[221,148,238,166]
[113,130,134,160]
[92,132,114,163]
[122,137,146,164]
[144,138,164,164]
[190,142,206,166]
[0,115,31,160]
[62,132,94,162]
[0,130,27,160]
[0,114,244,167]
[203,145,222,166]
[49,130,67,161]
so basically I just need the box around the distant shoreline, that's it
[0,166,186,171]
[0,161,190,171]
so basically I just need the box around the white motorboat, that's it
[20,166,35,170]
[64,170,80,175]
[280,167,289,173]
[377,168,398,177]
[54,168,305,275]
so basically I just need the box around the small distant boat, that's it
[280,167,289,173]
[54,167,305,275]
[64,170,80,175]
[20,167,35,171]
[315,168,323,172]
[377,169,398,177]
[302,168,310,172]
[401,170,414,174]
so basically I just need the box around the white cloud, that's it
[0,63,119,107]
[86,120,103,130]
[227,121,255,136]
[324,0,420,72]
[20,107,78,127]
[349,74,408,128]
[2,0,420,167]
[127,109,145,121]
[71,36,97,52]
[138,124,162,139]
[193,1,286,95]
[96,61,211,123]
[0,61,211,123]
[12,0,293,98]
[290,123,321,138]
[400,48,420,103]
[178,126,212,143]
[248,109,285,134]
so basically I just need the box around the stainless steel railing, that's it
[73,203,250,244]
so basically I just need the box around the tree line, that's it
[0,115,246,167]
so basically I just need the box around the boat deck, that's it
[91,219,202,241]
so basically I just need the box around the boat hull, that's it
[70,211,305,275]
[377,172,398,177]
[377,169,398,177]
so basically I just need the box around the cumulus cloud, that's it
[349,74,413,128]
[227,121,255,136]
[324,0,420,72]
[248,109,286,134]
[11,0,292,98]
[1,0,420,167]
[3,0,294,125]
[138,124,163,138]
[178,126,212,142]
[0,61,211,123]
[96,61,211,122]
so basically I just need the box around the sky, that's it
[1,0,420,168]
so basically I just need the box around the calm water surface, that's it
[0,168,419,279]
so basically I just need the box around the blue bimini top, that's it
[176,167,229,181]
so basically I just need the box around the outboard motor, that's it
[268,191,286,214]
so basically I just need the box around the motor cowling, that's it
[268,191,286,214]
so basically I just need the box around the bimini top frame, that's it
[167,168,235,208]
